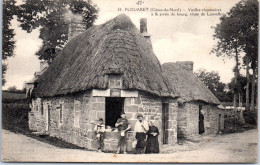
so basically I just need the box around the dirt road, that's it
[1,129,257,163]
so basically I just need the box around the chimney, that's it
[140,18,147,33]
[176,61,194,72]
[68,21,87,40]
[140,18,152,47]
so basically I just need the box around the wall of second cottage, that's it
[177,102,225,140]
[202,105,225,134]
[177,102,199,139]
[177,104,187,138]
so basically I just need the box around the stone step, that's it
[31,131,50,136]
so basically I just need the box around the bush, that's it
[2,91,30,133]
[2,91,27,103]
[222,115,256,134]
[244,110,257,125]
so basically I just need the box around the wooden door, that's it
[162,103,169,144]
[218,114,221,131]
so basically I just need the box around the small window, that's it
[59,104,63,124]
[109,75,122,89]
[178,103,184,108]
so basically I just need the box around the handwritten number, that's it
[136,1,144,5]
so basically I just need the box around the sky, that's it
[3,0,242,90]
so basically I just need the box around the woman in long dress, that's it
[145,121,159,154]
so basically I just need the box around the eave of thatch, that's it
[33,14,177,98]
[162,62,220,105]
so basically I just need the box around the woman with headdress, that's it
[145,121,160,154]
[134,113,149,154]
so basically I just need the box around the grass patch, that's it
[222,117,256,134]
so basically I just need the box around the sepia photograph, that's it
[1,0,258,163]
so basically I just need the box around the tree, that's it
[7,86,17,92]
[212,12,242,108]
[236,0,258,111]
[2,0,18,61]
[195,69,228,102]
[17,0,99,63]
[2,64,7,86]
[2,0,18,86]
[211,0,258,109]
[227,0,258,111]
[245,57,250,110]
[228,74,247,105]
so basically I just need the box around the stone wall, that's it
[124,93,163,145]
[177,102,225,140]
[124,93,178,145]
[29,98,47,132]
[202,105,225,134]
[177,102,199,139]
[29,91,179,151]
[167,100,178,145]
[187,102,199,138]
[47,92,107,150]
[177,104,187,138]
[124,94,162,131]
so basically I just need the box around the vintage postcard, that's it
[2,0,258,163]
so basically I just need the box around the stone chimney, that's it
[176,61,194,72]
[68,21,86,40]
[140,18,147,33]
[140,18,152,47]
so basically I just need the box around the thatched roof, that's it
[162,62,220,104]
[34,14,177,98]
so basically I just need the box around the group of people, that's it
[94,112,160,154]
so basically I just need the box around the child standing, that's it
[94,118,105,152]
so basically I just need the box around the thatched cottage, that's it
[162,63,224,138]
[28,14,224,152]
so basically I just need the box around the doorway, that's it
[199,105,205,134]
[218,114,221,131]
[162,103,169,144]
[105,97,124,127]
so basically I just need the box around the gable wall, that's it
[28,98,46,132]
[177,102,225,140]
